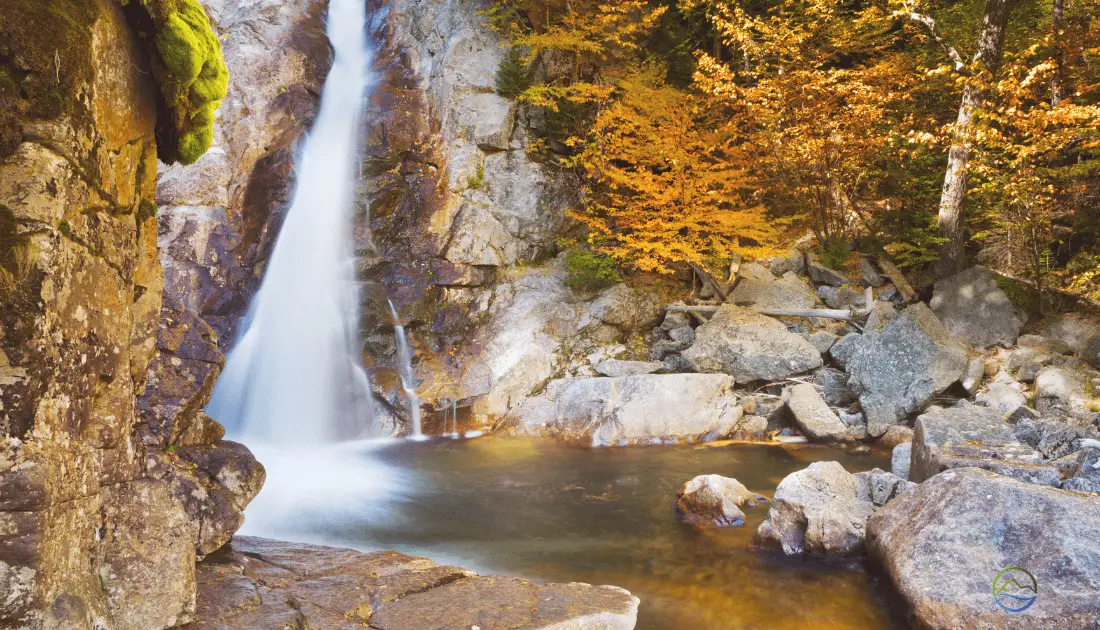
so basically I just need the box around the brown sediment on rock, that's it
[186,536,640,630]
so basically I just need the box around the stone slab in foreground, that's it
[867,468,1100,629]
[185,536,638,630]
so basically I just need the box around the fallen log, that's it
[664,304,871,322]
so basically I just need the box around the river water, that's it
[243,438,906,629]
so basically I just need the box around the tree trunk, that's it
[1051,0,1065,106]
[935,0,1017,277]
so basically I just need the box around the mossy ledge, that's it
[122,0,227,165]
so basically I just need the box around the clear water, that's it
[241,437,906,630]
[206,0,375,444]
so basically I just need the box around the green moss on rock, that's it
[129,0,228,165]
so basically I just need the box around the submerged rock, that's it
[188,536,640,630]
[676,475,767,527]
[929,266,1026,349]
[846,303,970,437]
[910,406,1059,486]
[683,305,822,382]
[867,468,1100,630]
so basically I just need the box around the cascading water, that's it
[207,0,374,445]
[387,299,423,439]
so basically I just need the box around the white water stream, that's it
[207,0,375,445]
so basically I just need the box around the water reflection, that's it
[244,437,906,629]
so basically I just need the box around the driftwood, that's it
[872,256,917,303]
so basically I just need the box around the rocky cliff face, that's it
[0,1,261,628]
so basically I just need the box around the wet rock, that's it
[846,303,969,437]
[737,415,769,436]
[911,406,1059,486]
[891,443,912,480]
[867,467,1100,630]
[683,306,822,382]
[879,425,914,450]
[783,384,849,442]
[929,266,1026,349]
[594,360,664,378]
[728,271,817,310]
[752,462,875,556]
[976,382,1028,417]
[189,537,640,630]
[676,475,767,527]
[808,262,848,287]
[545,374,742,446]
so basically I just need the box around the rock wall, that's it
[156,0,334,344]
[0,1,261,628]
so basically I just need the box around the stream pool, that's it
[241,437,906,629]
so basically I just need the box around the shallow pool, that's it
[240,437,906,629]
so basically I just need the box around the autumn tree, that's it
[575,64,780,272]
[689,0,924,251]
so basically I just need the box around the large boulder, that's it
[976,382,1028,417]
[683,305,822,382]
[1033,365,1100,424]
[929,266,1026,349]
[676,475,767,527]
[544,374,742,446]
[910,406,1060,486]
[867,468,1100,629]
[580,283,662,336]
[190,537,640,630]
[846,303,970,437]
[751,462,912,556]
[783,383,849,441]
[727,271,817,310]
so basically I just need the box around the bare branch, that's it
[897,10,971,75]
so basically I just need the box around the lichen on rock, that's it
[124,0,228,165]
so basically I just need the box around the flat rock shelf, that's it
[186,536,640,630]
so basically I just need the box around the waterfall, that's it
[387,299,423,439]
[207,0,374,445]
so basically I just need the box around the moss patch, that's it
[125,0,227,165]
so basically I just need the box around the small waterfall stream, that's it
[387,299,423,439]
[207,0,374,445]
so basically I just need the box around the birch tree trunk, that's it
[1051,0,1065,106]
[935,0,1017,277]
